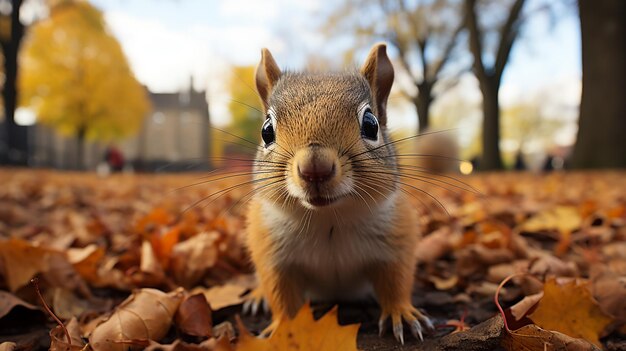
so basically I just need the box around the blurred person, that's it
[104,144,125,172]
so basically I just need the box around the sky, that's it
[88,0,582,150]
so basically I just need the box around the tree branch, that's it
[464,0,488,81]
[494,0,526,80]
[431,22,464,81]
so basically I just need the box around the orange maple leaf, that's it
[235,304,360,351]
[528,278,613,347]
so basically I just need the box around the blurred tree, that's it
[464,0,527,170]
[0,0,26,165]
[19,0,149,169]
[501,103,564,156]
[325,0,465,132]
[571,0,626,168]
[226,65,263,154]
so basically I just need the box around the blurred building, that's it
[28,81,211,171]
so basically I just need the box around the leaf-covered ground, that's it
[0,169,624,350]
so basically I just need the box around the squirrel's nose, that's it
[297,160,335,183]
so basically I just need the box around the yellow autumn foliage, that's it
[234,304,360,351]
[18,0,149,140]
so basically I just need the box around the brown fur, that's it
[246,44,430,343]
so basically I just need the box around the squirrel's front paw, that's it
[379,305,434,344]
[242,287,269,315]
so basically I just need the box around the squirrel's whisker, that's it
[182,175,284,213]
[174,169,285,192]
[346,128,457,161]
[352,170,450,217]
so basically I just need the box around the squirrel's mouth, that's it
[304,195,339,208]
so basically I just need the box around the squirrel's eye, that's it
[361,109,378,141]
[261,117,275,146]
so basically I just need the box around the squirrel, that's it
[244,43,433,344]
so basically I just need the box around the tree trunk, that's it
[479,75,503,170]
[415,82,432,133]
[571,0,626,168]
[76,126,86,170]
[1,0,26,165]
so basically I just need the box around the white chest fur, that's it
[260,194,399,300]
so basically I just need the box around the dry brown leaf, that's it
[170,232,219,287]
[0,342,16,351]
[145,339,217,351]
[50,317,85,351]
[590,268,626,326]
[528,279,613,347]
[502,324,600,351]
[140,240,165,279]
[150,226,181,269]
[235,304,359,351]
[428,275,459,290]
[510,292,543,321]
[193,283,247,311]
[51,288,92,320]
[0,238,87,294]
[175,293,212,338]
[134,207,172,234]
[436,314,504,350]
[89,288,185,351]
[67,244,105,283]
[414,226,454,263]
[529,255,579,279]
[0,238,58,291]
[0,290,39,319]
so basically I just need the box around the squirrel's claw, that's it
[379,306,432,344]
[242,287,268,316]
[411,320,423,341]
[392,317,404,344]
[260,319,280,337]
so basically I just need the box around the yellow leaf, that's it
[528,279,613,347]
[522,206,582,234]
[236,304,360,351]
[18,0,150,142]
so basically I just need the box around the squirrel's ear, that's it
[360,43,394,126]
[255,48,282,111]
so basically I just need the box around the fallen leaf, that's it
[140,240,165,279]
[0,238,88,294]
[0,343,16,351]
[528,279,613,347]
[522,206,582,234]
[414,226,454,263]
[213,321,235,341]
[50,317,85,351]
[428,275,459,290]
[193,283,247,311]
[175,293,212,338]
[590,268,626,326]
[66,244,105,283]
[436,314,504,350]
[89,288,184,351]
[150,226,181,269]
[510,292,543,321]
[145,339,217,351]
[135,207,172,234]
[0,290,39,319]
[0,238,59,291]
[528,255,579,279]
[170,232,219,287]
[502,324,600,351]
[235,304,359,351]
